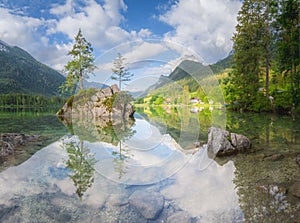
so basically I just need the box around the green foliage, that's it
[102,91,133,113]
[111,53,133,90]
[249,93,272,112]
[66,95,74,107]
[60,29,96,93]
[153,96,165,105]
[149,95,159,105]
[210,54,234,74]
[135,97,144,104]
[74,88,96,106]
[225,0,300,113]
[271,88,293,113]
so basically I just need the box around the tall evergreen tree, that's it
[60,29,96,93]
[275,0,300,105]
[229,0,276,109]
[231,0,263,109]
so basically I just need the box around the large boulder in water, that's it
[57,84,135,121]
[207,127,251,157]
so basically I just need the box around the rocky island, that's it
[57,85,135,123]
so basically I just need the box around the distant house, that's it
[166,97,171,104]
[190,107,200,113]
[190,97,200,104]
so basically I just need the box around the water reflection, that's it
[112,142,132,179]
[0,111,68,172]
[0,108,299,222]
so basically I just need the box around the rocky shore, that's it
[0,133,41,157]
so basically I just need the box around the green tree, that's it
[111,53,133,90]
[60,29,96,93]
[274,0,300,106]
[230,0,274,110]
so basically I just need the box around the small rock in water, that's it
[108,194,128,206]
[167,211,192,223]
[263,154,284,161]
[128,190,164,220]
[296,154,300,166]
[289,182,300,198]
[0,133,41,157]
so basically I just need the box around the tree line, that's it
[0,94,66,108]
[224,0,299,113]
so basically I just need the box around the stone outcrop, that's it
[57,85,135,121]
[128,190,164,220]
[207,127,251,157]
[0,133,40,156]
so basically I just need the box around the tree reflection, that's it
[62,139,95,200]
[109,118,135,179]
[112,141,132,179]
[60,115,136,180]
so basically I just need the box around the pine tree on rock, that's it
[111,53,133,91]
[61,29,96,93]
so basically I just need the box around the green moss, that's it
[57,108,64,116]
[66,95,74,107]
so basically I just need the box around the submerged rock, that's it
[263,154,284,161]
[296,154,300,166]
[128,190,164,220]
[289,182,300,198]
[207,127,251,157]
[0,133,40,156]
[167,211,192,223]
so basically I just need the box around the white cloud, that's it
[0,0,241,73]
[124,42,167,62]
[0,8,68,70]
[51,0,134,50]
[159,0,242,63]
[0,0,153,71]
[0,8,43,47]
[50,0,75,16]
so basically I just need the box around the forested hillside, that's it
[0,40,65,96]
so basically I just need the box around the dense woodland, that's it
[0,94,66,109]
[224,0,300,113]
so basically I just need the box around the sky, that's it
[0,0,242,89]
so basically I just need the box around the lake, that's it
[0,108,299,222]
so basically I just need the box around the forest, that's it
[224,0,300,113]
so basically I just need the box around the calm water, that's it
[0,108,299,222]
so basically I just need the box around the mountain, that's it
[140,53,234,97]
[209,52,234,74]
[81,80,109,90]
[0,40,65,96]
